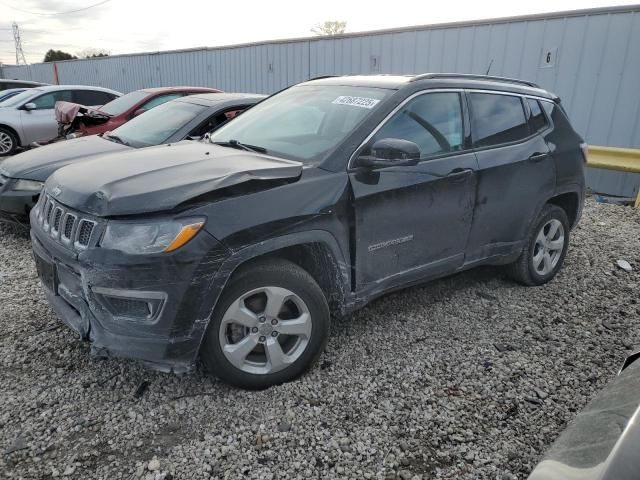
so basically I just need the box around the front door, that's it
[349,91,478,290]
[20,90,73,144]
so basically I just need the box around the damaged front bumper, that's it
[30,208,230,373]
[0,178,40,216]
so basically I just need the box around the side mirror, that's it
[356,138,421,169]
[132,108,146,117]
[23,102,37,111]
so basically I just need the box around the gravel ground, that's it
[0,198,639,480]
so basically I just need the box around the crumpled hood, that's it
[0,136,129,181]
[46,141,303,217]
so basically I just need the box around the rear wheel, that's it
[201,259,330,389]
[0,127,18,156]
[507,204,570,286]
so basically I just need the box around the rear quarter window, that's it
[470,93,529,148]
[526,98,549,133]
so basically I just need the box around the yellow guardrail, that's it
[587,146,640,207]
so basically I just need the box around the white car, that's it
[0,85,122,155]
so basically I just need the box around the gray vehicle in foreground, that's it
[529,352,640,480]
[30,74,586,389]
[0,93,264,217]
[0,85,121,155]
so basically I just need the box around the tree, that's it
[43,49,77,62]
[311,21,346,36]
[77,48,110,59]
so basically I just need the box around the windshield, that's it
[0,88,40,107]
[0,89,24,102]
[99,90,148,116]
[109,100,205,147]
[208,85,393,163]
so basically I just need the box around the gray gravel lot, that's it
[0,199,639,480]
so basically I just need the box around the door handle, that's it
[529,152,549,162]
[446,168,473,181]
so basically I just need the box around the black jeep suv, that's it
[30,74,586,389]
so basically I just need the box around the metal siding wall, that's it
[586,168,640,198]
[2,7,640,196]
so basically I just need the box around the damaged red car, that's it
[74,86,222,137]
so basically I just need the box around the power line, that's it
[0,0,112,16]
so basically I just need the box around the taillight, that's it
[580,143,588,163]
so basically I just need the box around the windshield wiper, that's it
[213,139,267,154]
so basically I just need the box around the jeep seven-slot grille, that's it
[77,220,95,246]
[35,194,98,250]
[62,214,76,240]
[52,208,63,232]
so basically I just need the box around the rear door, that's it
[465,92,555,263]
[350,90,478,289]
[20,90,73,143]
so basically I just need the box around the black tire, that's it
[0,127,18,156]
[201,258,330,389]
[507,204,570,286]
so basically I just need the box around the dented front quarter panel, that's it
[31,165,354,371]
[31,219,230,372]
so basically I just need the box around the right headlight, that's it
[100,217,205,255]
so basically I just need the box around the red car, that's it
[78,86,222,136]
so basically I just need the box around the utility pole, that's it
[12,22,27,65]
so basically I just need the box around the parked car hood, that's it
[528,354,640,480]
[46,141,303,217]
[0,136,129,181]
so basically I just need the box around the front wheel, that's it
[0,127,18,156]
[201,259,330,389]
[507,204,570,286]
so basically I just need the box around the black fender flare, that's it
[527,184,584,234]
[190,229,350,356]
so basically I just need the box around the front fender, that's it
[189,229,351,358]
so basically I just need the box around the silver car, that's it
[0,85,122,155]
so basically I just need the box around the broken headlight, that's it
[12,179,44,192]
[100,217,205,255]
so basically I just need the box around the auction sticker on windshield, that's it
[332,96,381,109]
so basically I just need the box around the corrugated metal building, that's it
[1,5,640,196]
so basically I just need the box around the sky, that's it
[0,0,634,65]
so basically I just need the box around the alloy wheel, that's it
[218,286,312,375]
[0,131,14,154]
[532,219,565,275]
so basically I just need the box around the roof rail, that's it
[411,73,540,88]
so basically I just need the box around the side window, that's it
[191,106,249,137]
[140,93,183,111]
[526,98,548,133]
[31,90,73,109]
[370,92,465,159]
[469,93,528,147]
[73,90,116,106]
